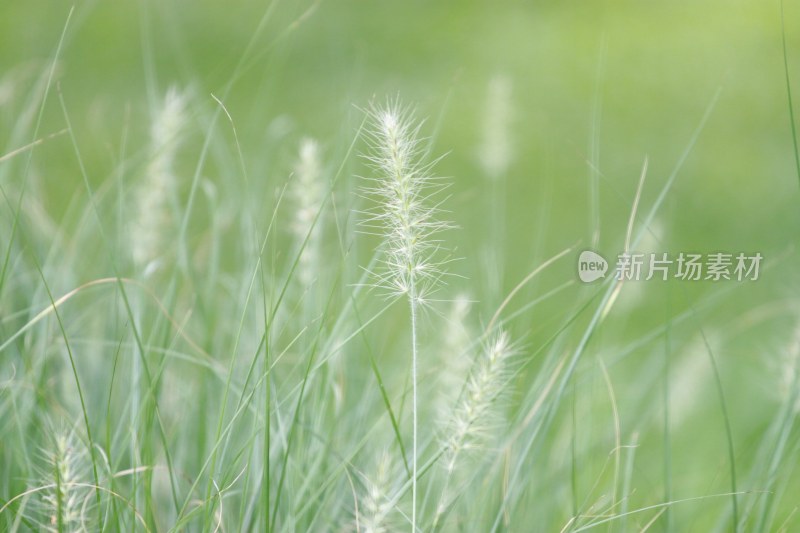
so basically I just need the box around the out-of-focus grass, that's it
[2,1,797,260]
[2,0,800,531]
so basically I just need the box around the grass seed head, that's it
[131,87,187,272]
[38,430,92,532]
[443,330,516,472]
[360,101,451,305]
[478,75,513,180]
[291,137,325,287]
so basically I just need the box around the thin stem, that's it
[409,287,419,533]
[780,0,800,189]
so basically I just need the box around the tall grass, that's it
[1,3,800,533]
[359,102,453,531]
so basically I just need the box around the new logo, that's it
[578,250,608,283]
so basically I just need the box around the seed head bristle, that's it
[478,74,513,180]
[131,87,187,272]
[360,102,451,304]
[39,431,91,532]
[291,136,325,287]
[443,330,516,472]
[356,451,398,533]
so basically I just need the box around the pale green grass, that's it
[2,2,800,532]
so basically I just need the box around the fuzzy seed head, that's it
[360,102,451,303]
[291,137,325,286]
[436,294,473,412]
[131,88,187,272]
[478,75,513,180]
[443,331,516,472]
[356,451,398,533]
[38,431,92,532]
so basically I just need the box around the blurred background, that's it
[2,0,800,530]
[3,0,798,285]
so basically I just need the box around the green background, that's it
[2,0,800,531]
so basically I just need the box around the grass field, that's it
[2,1,800,531]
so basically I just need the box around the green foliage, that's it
[1,1,800,531]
